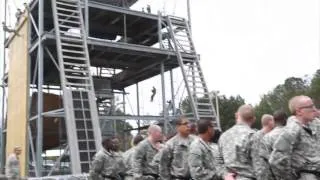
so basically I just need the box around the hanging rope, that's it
[6,0,24,28]
[172,0,177,16]
[125,95,134,115]
[173,66,192,100]
[11,0,18,9]
[162,0,167,15]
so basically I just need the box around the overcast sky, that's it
[130,0,320,105]
[1,0,319,117]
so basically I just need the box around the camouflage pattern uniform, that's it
[123,147,136,180]
[151,147,165,177]
[210,143,224,180]
[5,153,20,179]
[259,126,285,180]
[188,138,222,180]
[218,123,256,180]
[286,115,297,125]
[159,134,194,180]
[210,143,220,159]
[131,139,160,180]
[251,130,267,179]
[151,143,165,176]
[89,149,125,180]
[311,118,320,143]
[269,117,320,180]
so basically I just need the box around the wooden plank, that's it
[6,13,29,177]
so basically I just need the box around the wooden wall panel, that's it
[6,15,29,177]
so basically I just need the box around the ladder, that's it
[51,0,102,174]
[166,16,220,129]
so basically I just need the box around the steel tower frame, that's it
[0,0,219,177]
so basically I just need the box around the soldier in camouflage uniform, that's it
[150,142,167,177]
[269,95,320,180]
[159,116,195,180]
[123,134,144,180]
[310,109,320,144]
[210,129,222,158]
[89,137,126,180]
[151,132,177,178]
[5,146,22,179]
[311,110,320,159]
[218,104,257,180]
[131,124,163,180]
[258,110,288,180]
[188,119,235,180]
[251,114,274,179]
[210,129,225,180]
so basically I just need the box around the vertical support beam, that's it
[136,83,140,132]
[36,0,44,176]
[27,40,39,177]
[113,93,117,136]
[192,63,197,119]
[85,0,89,38]
[187,0,192,34]
[215,92,221,130]
[158,11,162,49]
[26,6,33,176]
[123,90,126,115]
[170,70,176,116]
[161,62,167,135]
[113,119,117,136]
[123,14,127,43]
[124,120,127,150]
[0,0,8,172]
[28,126,37,176]
[123,90,127,149]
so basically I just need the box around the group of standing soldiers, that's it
[89,95,320,180]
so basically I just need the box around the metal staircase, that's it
[166,16,220,129]
[51,0,102,173]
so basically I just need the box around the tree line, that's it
[181,69,320,130]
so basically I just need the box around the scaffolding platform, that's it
[1,0,218,178]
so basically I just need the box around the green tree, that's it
[218,95,245,130]
[100,108,133,151]
[308,69,320,107]
[254,76,309,128]
[180,94,245,131]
